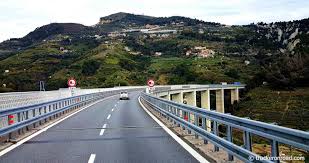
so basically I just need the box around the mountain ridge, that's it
[1,12,308,47]
[0,12,308,92]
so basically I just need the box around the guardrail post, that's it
[8,114,14,140]
[32,109,36,128]
[39,107,42,125]
[170,106,173,122]
[60,102,63,115]
[62,101,65,114]
[202,117,208,144]
[17,113,22,135]
[49,105,52,120]
[176,108,181,127]
[26,111,29,131]
[169,106,173,123]
[187,112,191,134]
[182,111,186,130]
[173,107,177,125]
[194,114,198,139]
[53,104,56,119]
[213,121,219,151]
[161,102,165,117]
[57,102,60,116]
[271,140,279,163]
[227,125,234,161]
[44,106,47,123]
[243,131,252,151]
[166,104,170,120]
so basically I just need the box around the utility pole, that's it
[39,81,45,91]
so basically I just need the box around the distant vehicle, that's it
[221,82,227,85]
[234,82,241,85]
[119,91,129,100]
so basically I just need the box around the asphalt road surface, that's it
[0,92,199,163]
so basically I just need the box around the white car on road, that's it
[119,91,129,100]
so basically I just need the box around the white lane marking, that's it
[88,154,96,163]
[0,95,118,157]
[107,114,111,120]
[138,97,209,163]
[111,108,114,112]
[99,124,107,136]
[114,104,117,107]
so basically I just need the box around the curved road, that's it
[0,92,198,163]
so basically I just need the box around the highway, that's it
[0,91,199,163]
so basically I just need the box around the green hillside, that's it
[0,40,259,90]
[234,87,309,130]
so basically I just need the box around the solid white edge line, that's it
[88,154,96,163]
[138,97,209,163]
[0,95,118,157]
[107,114,111,120]
[99,124,107,136]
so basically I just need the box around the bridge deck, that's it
[0,92,198,163]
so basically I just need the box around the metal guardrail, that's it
[0,88,142,137]
[140,92,309,163]
[0,90,66,110]
[151,84,245,95]
[0,86,146,110]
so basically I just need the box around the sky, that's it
[0,0,309,42]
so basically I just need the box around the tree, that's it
[81,60,101,75]
[46,78,67,90]
[225,69,240,79]
[265,53,309,89]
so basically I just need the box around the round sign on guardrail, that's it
[68,78,76,87]
[147,79,155,87]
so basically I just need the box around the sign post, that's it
[68,78,77,96]
[147,79,155,94]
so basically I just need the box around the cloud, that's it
[0,0,308,42]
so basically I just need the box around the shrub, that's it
[81,60,101,75]
[225,69,240,79]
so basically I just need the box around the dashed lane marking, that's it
[88,154,96,163]
[99,124,107,136]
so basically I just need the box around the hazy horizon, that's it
[1,0,308,42]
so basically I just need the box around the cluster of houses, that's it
[59,47,70,53]
[186,46,215,58]
[93,23,218,58]
[124,46,164,57]
[124,46,142,55]
[106,24,178,39]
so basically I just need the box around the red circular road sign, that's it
[147,79,155,87]
[68,78,77,87]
